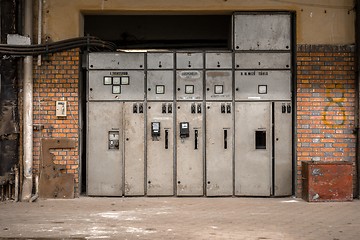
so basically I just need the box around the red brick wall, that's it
[33,49,80,195]
[296,45,356,196]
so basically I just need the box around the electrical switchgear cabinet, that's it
[147,102,174,196]
[206,102,233,196]
[176,102,204,196]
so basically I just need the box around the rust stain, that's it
[302,161,353,202]
[38,138,76,199]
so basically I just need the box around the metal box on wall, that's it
[235,52,291,70]
[88,52,145,70]
[147,71,174,101]
[205,71,233,101]
[88,70,145,101]
[233,13,291,51]
[176,70,203,100]
[205,52,232,69]
[235,70,291,101]
[302,161,353,202]
[176,52,203,69]
[147,52,174,69]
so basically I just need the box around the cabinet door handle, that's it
[194,130,198,150]
[165,130,169,149]
[224,129,228,149]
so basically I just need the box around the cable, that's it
[0,36,116,56]
[1,37,116,51]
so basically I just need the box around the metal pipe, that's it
[0,0,1,41]
[37,0,42,66]
[30,175,39,202]
[15,166,19,202]
[355,0,360,199]
[9,183,12,199]
[21,0,34,202]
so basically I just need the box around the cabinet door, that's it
[235,102,272,196]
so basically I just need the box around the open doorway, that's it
[84,14,232,49]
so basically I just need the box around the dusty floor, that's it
[0,197,359,240]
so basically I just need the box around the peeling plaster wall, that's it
[0,0,20,177]
[40,0,355,44]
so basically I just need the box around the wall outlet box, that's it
[56,101,67,117]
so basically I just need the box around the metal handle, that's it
[287,104,292,113]
[162,104,167,114]
[226,104,231,114]
[191,104,196,114]
[194,130,198,150]
[224,129,228,149]
[197,104,202,113]
[165,130,169,149]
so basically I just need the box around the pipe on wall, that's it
[21,0,34,202]
[37,0,42,66]
[15,165,19,201]
[355,0,360,199]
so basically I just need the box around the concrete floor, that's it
[0,197,359,240]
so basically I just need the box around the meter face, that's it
[121,76,130,85]
[214,85,224,94]
[104,76,112,85]
[152,122,160,131]
[156,85,165,94]
[112,85,121,94]
[185,85,194,94]
[112,77,121,85]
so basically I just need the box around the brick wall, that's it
[296,45,356,196]
[33,49,80,195]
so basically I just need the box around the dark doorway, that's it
[84,15,232,49]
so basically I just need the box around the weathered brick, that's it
[296,44,356,197]
[33,49,80,196]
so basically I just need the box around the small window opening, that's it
[255,131,266,149]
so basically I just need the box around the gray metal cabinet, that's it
[235,102,272,196]
[176,70,203,101]
[235,53,291,70]
[206,102,233,196]
[88,70,145,101]
[147,52,174,70]
[147,71,174,101]
[205,70,233,101]
[235,70,291,101]
[87,101,145,196]
[87,102,123,196]
[176,102,204,196]
[274,102,293,196]
[88,52,145,70]
[233,13,291,51]
[123,102,145,196]
[146,102,174,196]
[176,52,204,69]
[205,52,232,69]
